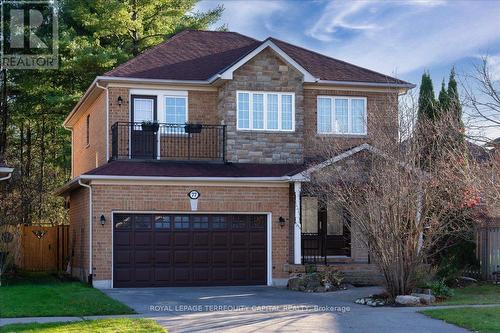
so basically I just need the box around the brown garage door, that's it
[113,213,267,287]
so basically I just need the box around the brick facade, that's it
[78,182,292,284]
[72,92,107,177]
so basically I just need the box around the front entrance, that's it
[113,213,268,287]
[301,197,351,264]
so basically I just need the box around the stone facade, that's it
[218,48,305,163]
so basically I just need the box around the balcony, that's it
[111,122,226,162]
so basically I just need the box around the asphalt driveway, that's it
[103,286,470,333]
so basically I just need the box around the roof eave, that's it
[315,80,415,89]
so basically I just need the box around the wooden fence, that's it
[20,225,69,272]
[478,226,500,280]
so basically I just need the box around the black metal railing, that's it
[301,232,351,265]
[111,122,226,162]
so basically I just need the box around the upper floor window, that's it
[165,96,187,124]
[86,114,90,146]
[237,91,295,131]
[317,96,367,135]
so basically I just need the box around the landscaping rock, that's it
[411,293,436,305]
[287,277,306,291]
[395,295,421,306]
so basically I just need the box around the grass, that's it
[0,318,166,333]
[0,273,134,318]
[438,284,500,305]
[421,307,500,333]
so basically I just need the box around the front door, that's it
[319,206,351,256]
[131,95,157,159]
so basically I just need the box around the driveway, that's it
[103,286,470,333]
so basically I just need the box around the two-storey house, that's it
[57,30,414,289]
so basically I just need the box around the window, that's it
[165,96,187,124]
[86,115,90,146]
[237,91,295,131]
[155,215,171,229]
[133,98,154,123]
[174,215,189,229]
[317,96,367,135]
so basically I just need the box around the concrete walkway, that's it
[2,286,491,332]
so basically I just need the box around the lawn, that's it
[0,318,166,333]
[421,307,500,333]
[0,273,134,318]
[438,284,500,305]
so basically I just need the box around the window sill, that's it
[316,133,368,139]
[237,129,295,134]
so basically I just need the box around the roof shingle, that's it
[84,161,306,178]
[105,30,411,85]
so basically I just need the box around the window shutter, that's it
[301,197,318,233]
[327,202,343,235]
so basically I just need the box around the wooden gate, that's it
[478,226,500,280]
[21,225,69,272]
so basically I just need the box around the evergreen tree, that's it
[438,79,450,111]
[418,72,437,120]
[447,67,463,129]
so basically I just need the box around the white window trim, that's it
[237,90,295,132]
[317,96,367,135]
[164,95,188,125]
[129,89,188,124]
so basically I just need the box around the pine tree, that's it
[438,79,450,111]
[418,72,437,120]
[447,67,463,129]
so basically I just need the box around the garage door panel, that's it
[193,233,209,246]
[231,250,248,264]
[114,250,132,265]
[173,233,190,246]
[231,232,248,246]
[192,268,210,282]
[212,251,229,264]
[192,250,209,264]
[155,268,171,282]
[154,250,171,264]
[114,213,267,287]
[114,232,132,246]
[174,250,190,264]
[212,233,228,246]
[134,268,152,282]
[174,268,191,282]
[154,232,171,245]
[231,267,248,281]
[134,232,152,245]
[134,250,152,264]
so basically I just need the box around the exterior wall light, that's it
[117,96,123,106]
[100,214,106,226]
[278,216,286,228]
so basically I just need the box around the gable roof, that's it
[105,30,413,87]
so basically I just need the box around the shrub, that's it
[319,267,344,287]
[425,279,454,298]
[305,264,317,274]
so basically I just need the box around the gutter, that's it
[79,174,308,182]
[78,178,93,284]
[0,167,14,181]
[314,79,416,89]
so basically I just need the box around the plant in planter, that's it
[141,121,159,132]
[319,267,344,291]
[184,123,203,134]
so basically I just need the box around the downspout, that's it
[0,173,12,181]
[294,182,302,264]
[95,81,109,161]
[78,179,93,284]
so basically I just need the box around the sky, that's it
[196,0,500,140]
